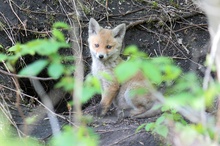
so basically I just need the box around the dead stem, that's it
[8,0,27,36]
[70,0,84,126]
[2,62,28,135]
[0,68,54,80]
[0,84,77,126]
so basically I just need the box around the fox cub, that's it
[88,18,160,118]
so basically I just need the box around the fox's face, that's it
[88,18,126,61]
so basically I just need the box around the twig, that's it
[105,0,109,23]
[109,7,146,17]
[0,92,25,137]
[6,27,52,35]
[71,0,84,126]
[203,25,220,89]
[126,12,200,29]
[13,76,27,133]
[95,0,112,12]
[174,23,208,32]
[0,12,16,45]
[0,84,76,126]
[1,62,28,134]
[8,0,27,36]
[139,23,204,68]
[109,131,143,146]
[10,0,70,16]
[96,127,136,134]
[0,68,54,80]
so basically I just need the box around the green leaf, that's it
[151,57,172,65]
[11,39,45,55]
[193,124,206,134]
[82,86,99,103]
[145,122,155,131]
[204,83,220,106]
[172,113,185,123]
[51,126,99,146]
[7,54,21,65]
[167,72,200,95]
[56,77,74,91]
[52,29,65,42]
[161,105,172,112]
[155,115,166,125]
[99,72,113,81]
[8,43,22,52]
[84,75,101,90]
[51,126,74,146]
[53,22,70,29]
[82,75,101,103]
[142,61,162,84]
[166,92,193,108]
[129,88,148,98]
[48,62,64,79]
[19,60,48,76]
[36,40,69,55]
[190,96,205,110]
[124,45,139,56]
[162,65,181,81]
[155,125,168,138]
[152,1,158,8]
[170,80,189,92]
[0,54,7,61]
[136,123,146,133]
[123,45,147,58]
[115,60,140,83]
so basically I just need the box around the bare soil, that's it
[0,0,209,145]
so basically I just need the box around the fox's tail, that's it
[132,107,161,119]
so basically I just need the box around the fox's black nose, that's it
[99,55,104,59]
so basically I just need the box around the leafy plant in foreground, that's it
[117,45,220,144]
[0,22,100,146]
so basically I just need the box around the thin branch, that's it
[126,11,200,29]
[0,93,25,137]
[1,61,28,134]
[8,0,27,36]
[203,25,220,89]
[0,84,76,126]
[105,0,109,23]
[71,0,84,126]
[0,12,16,45]
[109,131,143,146]
[0,68,54,80]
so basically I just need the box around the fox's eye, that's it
[95,44,99,48]
[106,45,112,49]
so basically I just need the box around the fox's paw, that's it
[95,104,107,117]
[117,109,131,119]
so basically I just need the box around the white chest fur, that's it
[91,56,122,77]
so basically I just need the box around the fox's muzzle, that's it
[98,54,104,59]
[95,53,107,60]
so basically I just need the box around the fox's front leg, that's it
[99,82,119,116]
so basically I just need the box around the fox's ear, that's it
[113,23,126,39]
[89,18,100,35]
